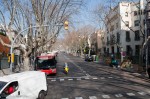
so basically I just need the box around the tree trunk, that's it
[23,57,30,71]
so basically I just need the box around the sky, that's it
[72,0,139,29]
[72,0,104,29]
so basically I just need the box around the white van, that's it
[0,71,47,99]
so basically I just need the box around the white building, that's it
[104,0,146,58]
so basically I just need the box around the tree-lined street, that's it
[0,0,150,99]
[45,53,150,99]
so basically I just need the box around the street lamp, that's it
[10,21,68,72]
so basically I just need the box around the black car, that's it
[85,55,93,62]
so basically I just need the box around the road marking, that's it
[75,97,83,99]
[60,79,64,81]
[47,76,85,79]
[93,77,98,80]
[102,95,110,98]
[77,78,81,80]
[147,90,150,93]
[126,93,135,96]
[115,94,123,97]
[100,77,105,79]
[51,79,56,82]
[61,98,69,99]
[63,55,90,77]
[137,92,146,95]
[85,77,90,79]
[89,96,97,99]
[68,79,73,81]
[108,77,113,78]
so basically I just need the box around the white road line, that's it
[61,98,69,99]
[93,77,98,80]
[102,95,110,98]
[47,76,86,79]
[77,78,81,80]
[108,77,113,78]
[147,90,150,94]
[101,77,105,79]
[85,77,90,79]
[126,93,135,96]
[60,79,64,81]
[89,96,97,99]
[115,94,123,97]
[137,92,146,95]
[75,97,83,99]
[68,79,73,81]
[51,80,56,82]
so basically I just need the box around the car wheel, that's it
[38,91,45,99]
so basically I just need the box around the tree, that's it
[0,0,84,71]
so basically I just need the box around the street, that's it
[45,53,150,99]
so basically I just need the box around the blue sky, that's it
[72,0,139,30]
[72,0,104,29]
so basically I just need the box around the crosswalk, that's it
[47,76,120,82]
[60,91,149,99]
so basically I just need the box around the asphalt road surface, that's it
[45,52,150,99]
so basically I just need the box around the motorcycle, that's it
[64,63,69,74]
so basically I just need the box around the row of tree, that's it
[0,0,84,71]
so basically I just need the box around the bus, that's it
[35,54,57,75]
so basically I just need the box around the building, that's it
[87,30,106,56]
[104,0,146,61]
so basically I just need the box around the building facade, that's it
[104,1,146,60]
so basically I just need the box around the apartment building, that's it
[105,0,146,58]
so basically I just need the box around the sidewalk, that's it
[0,68,12,76]
[97,58,149,79]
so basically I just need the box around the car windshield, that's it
[37,58,55,68]
[0,81,7,90]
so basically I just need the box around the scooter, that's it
[64,63,69,74]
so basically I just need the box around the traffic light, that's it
[7,53,14,63]
[11,53,14,63]
[64,20,69,30]
[7,54,11,62]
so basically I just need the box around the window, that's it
[125,12,128,17]
[1,81,18,97]
[110,25,114,32]
[111,46,114,54]
[116,23,118,29]
[117,32,120,43]
[107,36,109,45]
[0,29,6,36]
[135,45,140,56]
[126,31,130,42]
[134,20,139,26]
[107,48,109,53]
[126,45,132,56]
[117,46,120,53]
[134,30,140,41]
[134,11,138,16]
[125,21,129,27]
[143,19,146,25]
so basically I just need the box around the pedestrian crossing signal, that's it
[7,53,14,63]
[64,20,69,30]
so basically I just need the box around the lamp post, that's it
[10,22,65,72]
[120,47,124,62]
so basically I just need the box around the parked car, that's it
[0,71,47,99]
[85,55,93,62]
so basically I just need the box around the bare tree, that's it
[0,0,84,71]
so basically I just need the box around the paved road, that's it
[45,53,150,99]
